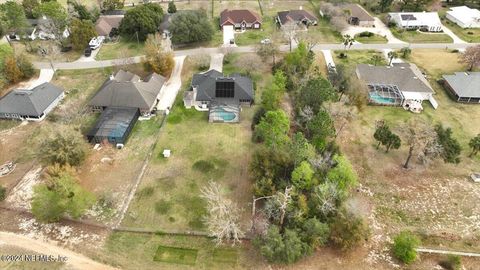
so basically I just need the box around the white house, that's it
[388,12,443,32]
[446,6,480,28]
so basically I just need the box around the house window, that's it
[215,81,235,98]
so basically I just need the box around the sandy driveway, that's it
[343,17,405,44]
[209,53,224,72]
[156,55,186,111]
[18,68,55,90]
[0,232,118,270]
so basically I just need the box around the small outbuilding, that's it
[87,107,140,146]
[442,72,480,103]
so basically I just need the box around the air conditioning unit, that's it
[116,143,124,149]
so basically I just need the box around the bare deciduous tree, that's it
[325,102,357,138]
[402,119,436,169]
[461,45,480,71]
[312,181,339,216]
[263,186,293,227]
[201,181,244,246]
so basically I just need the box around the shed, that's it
[87,107,140,145]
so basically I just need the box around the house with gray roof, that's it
[183,69,254,123]
[442,72,480,103]
[89,70,166,115]
[0,82,64,121]
[277,10,318,28]
[339,3,375,27]
[356,63,437,111]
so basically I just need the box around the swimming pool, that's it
[369,92,397,105]
[209,107,238,122]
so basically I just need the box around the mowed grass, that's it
[96,39,145,60]
[100,232,246,270]
[154,245,198,266]
[441,19,480,43]
[333,50,388,66]
[354,33,388,44]
[391,28,453,43]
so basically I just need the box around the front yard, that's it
[96,39,145,61]
[333,49,388,66]
[354,33,388,44]
[391,28,453,43]
[441,19,480,43]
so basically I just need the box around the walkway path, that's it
[441,24,466,44]
[33,42,480,71]
[156,56,186,111]
[417,247,480,257]
[209,53,224,72]
[0,231,119,270]
[18,68,55,89]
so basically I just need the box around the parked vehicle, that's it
[84,47,92,57]
[89,36,105,50]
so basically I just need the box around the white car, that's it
[260,38,271,44]
[471,173,480,183]
[89,36,105,50]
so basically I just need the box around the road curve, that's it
[33,42,480,70]
[0,232,119,270]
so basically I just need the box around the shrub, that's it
[155,199,172,214]
[138,186,155,198]
[39,128,88,167]
[439,255,461,270]
[392,231,420,264]
[338,52,347,59]
[467,31,474,35]
[387,21,397,28]
[192,160,215,173]
[451,49,459,53]
[359,31,374,37]
[0,185,6,201]
[330,209,369,250]
[257,226,308,264]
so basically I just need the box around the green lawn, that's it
[235,17,277,46]
[96,39,145,60]
[333,50,388,66]
[354,33,388,44]
[154,245,198,266]
[441,19,480,43]
[308,17,343,43]
[391,28,453,43]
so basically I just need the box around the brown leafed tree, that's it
[201,181,244,245]
[143,33,175,77]
[4,55,23,83]
[461,45,480,71]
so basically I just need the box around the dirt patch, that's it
[5,167,42,209]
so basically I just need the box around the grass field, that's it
[154,245,198,265]
[441,19,480,43]
[333,50,388,66]
[96,39,145,60]
[354,33,388,44]
[391,28,453,43]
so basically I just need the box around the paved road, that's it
[33,42,480,70]
[0,231,119,270]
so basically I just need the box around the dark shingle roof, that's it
[0,83,63,116]
[95,15,124,36]
[191,69,254,102]
[339,3,374,22]
[220,9,262,26]
[356,64,434,94]
[443,72,480,98]
[89,70,165,110]
[277,10,317,25]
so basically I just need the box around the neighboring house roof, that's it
[339,3,374,22]
[191,69,254,102]
[388,12,442,27]
[443,72,480,98]
[89,70,165,110]
[356,63,434,94]
[277,10,318,25]
[220,9,262,26]
[446,6,480,28]
[102,10,126,16]
[0,82,63,116]
[95,15,124,36]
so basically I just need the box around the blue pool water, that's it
[218,111,236,121]
[369,92,396,105]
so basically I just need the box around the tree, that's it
[119,4,163,42]
[289,132,315,167]
[439,255,462,270]
[325,102,357,138]
[264,186,293,226]
[168,1,177,13]
[261,70,286,111]
[435,124,461,164]
[296,76,337,114]
[291,161,315,190]
[371,54,383,66]
[306,109,335,150]
[330,209,369,250]
[254,110,290,149]
[387,51,398,66]
[17,54,35,79]
[256,42,279,65]
[402,119,436,169]
[469,134,480,157]
[201,181,244,245]
[4,55,23,83]
[0,185,6,201]
[39,127,88,166]
[0,1,28,34]
[257,226,307,264]
[311,180,340,217]
[342,34,354,50]
[378,0,394,12]
[374,123,401,152]
[400,47,412,59]
[299,218,330,253]
[143,33,175,77]
[68,1,94,21]
[170,10,213,44]
[22,0,40,19]
[35,1,68,40]
[326,154,357,192]
[101,0,124,11]
[461,45,480,71]
[392,231,420,264]
[31,165,96,223]
[69,19,96,50]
